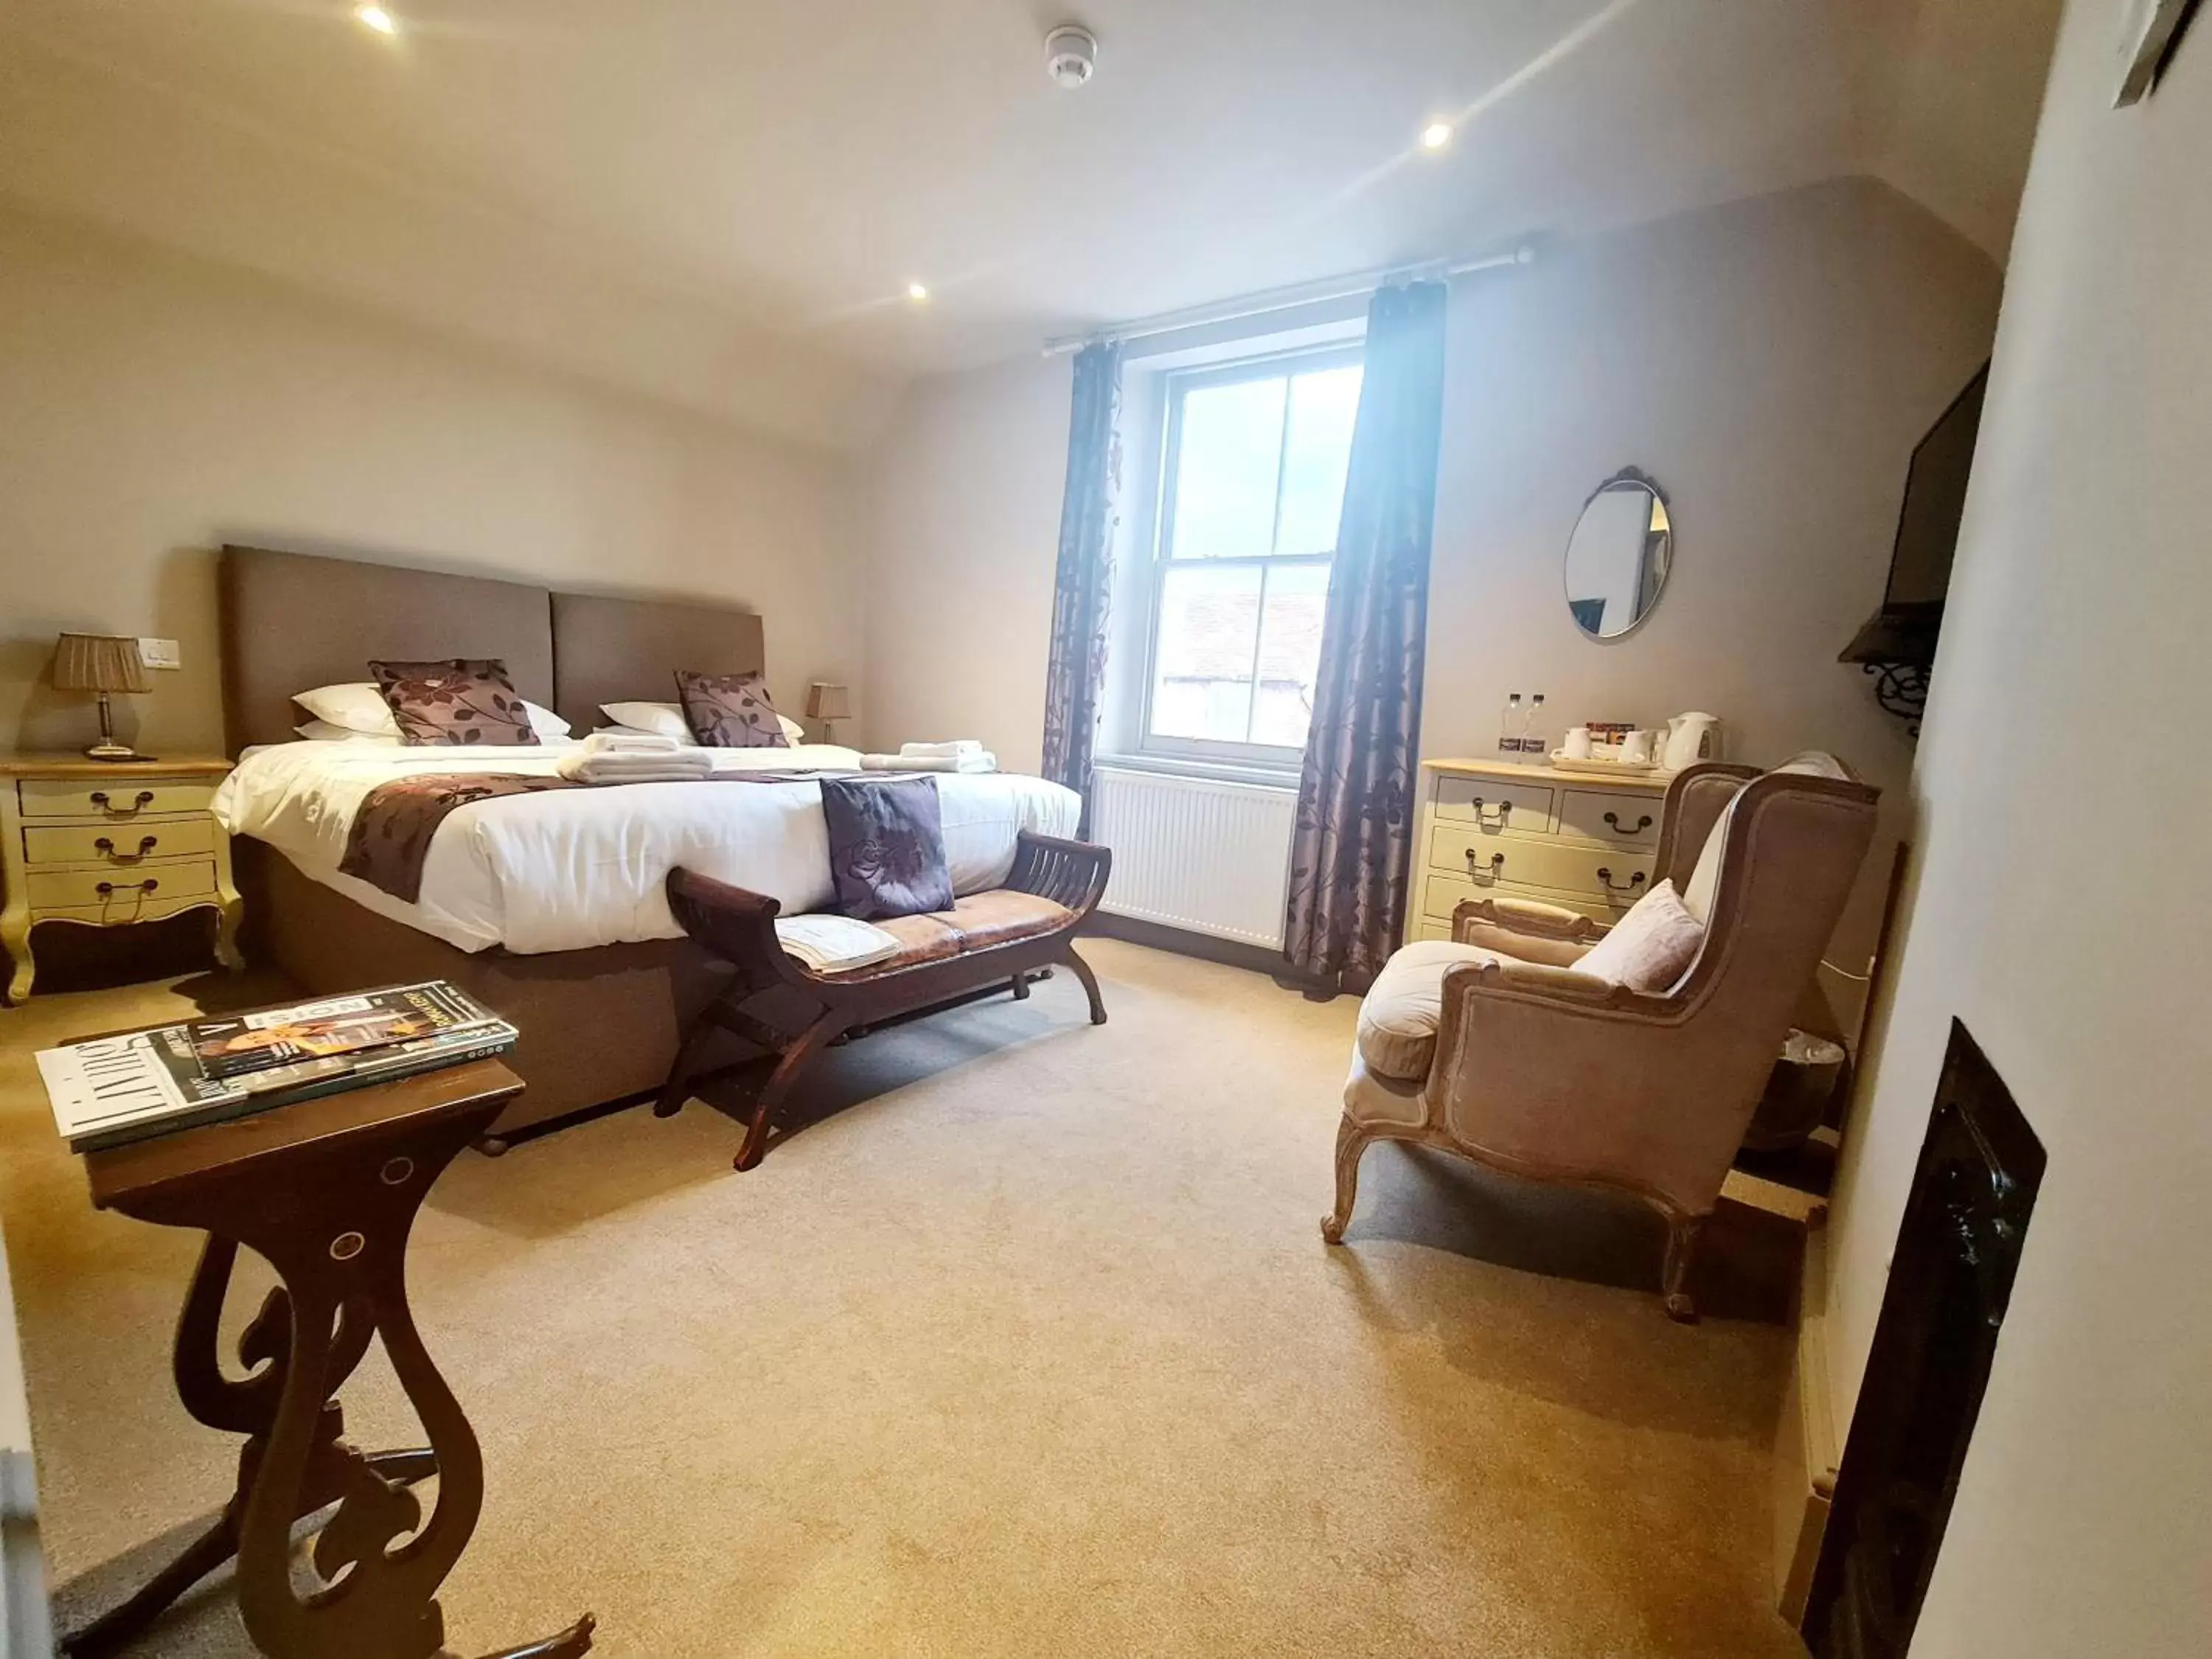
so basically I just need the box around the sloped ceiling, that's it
[0,0,2061,448]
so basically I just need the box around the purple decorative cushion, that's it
[675,669,789,749]
[820,775,955,921]
[366,659,538,747]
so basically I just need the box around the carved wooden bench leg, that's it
[1061,945,1107,1026]
[733,1010,847,1172]
[655,1011,720,1119]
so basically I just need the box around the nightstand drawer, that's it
[1557,789,1663,849]
[17,778,218,820]
[1429,827,1654,900]
[27,860,218,911]
[22,820,217,867]
[1432,776,1554,831]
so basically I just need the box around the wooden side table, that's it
[61,1058,594,1659]
[0,755,245,1004]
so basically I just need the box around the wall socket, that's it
[136,637,182,670]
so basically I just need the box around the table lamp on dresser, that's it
[51,633,154,762]
[806,681,852,744]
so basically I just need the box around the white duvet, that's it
[212,742,1080,956]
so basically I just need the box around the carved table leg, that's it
[88,1107,593,1658]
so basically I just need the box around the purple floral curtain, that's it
[1284,282,1449,988]
[1040,341,1124,827]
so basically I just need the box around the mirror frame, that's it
[1563,465,1673,642]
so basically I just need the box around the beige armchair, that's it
[1323,759,1879,1320]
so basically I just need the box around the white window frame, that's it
[1137,341,1363,770]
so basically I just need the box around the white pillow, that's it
[1575,879,1706,992]
[599,700,695,742]
[294,681,397,735]
[297,681,568,740]
[601,698,804,745]
[294,719,400,743]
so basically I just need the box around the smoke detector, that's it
[1045,24,1098,89]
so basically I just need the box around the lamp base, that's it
[84,742,158,762]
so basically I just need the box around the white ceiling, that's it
[0,0,2060,447]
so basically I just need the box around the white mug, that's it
[1563,726,1593,759]
[1619,729,1655,765]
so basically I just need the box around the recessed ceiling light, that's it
[906,282,931,303]
[355,4,398,36]
[1421,121,1454,151]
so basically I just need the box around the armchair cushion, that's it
[1572,878,1705,992]
[1357,939,1610,1081]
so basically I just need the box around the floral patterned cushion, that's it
[818,775,954,921]
[674,669,789,749]
[366,659,538,747]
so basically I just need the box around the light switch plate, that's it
[136,637,181,670]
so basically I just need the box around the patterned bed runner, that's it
[337,770,864,902]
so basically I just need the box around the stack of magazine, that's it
[37,981,519,1153]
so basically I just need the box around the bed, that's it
[215,544,1078,1142]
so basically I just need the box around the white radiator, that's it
[1091,765,1298,950]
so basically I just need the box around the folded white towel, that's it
[584,730,682,756]
[900,740,984,758]
[860,751,998,773]
[558,749,714,784]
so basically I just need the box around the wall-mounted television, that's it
[1841,363,1990,671]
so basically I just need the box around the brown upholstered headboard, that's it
[218,544,771,755]
[550,591,765,735]
[220,545,556,753]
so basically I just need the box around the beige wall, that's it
[861,178,2002,956]
[0,204,863,757]
[1821,4,2210,1655]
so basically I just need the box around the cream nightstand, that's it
[0,755,243,1004]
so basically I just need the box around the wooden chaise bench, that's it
[657,830,1113,1169]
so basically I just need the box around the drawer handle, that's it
[1469,796,1512,827]
[94,878,160,897]
[94,835,160,863]
[88,789,157,816]
[1596,868,1647,900]
[1602,811,1653,835]
[1464,849,1505,882]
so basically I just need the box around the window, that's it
[1142,348,1363,760]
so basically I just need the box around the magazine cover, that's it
[184,982,497,1079]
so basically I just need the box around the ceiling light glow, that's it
[355,4,398,35]
[1421,122,1453,150]
[906,282,931,302]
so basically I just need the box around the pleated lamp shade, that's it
[52,633,151,695]
[804,682,852,722]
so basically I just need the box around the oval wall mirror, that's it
[1564,468,1672,639]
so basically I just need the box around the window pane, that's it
[1273,365,1363,556]
[1150,563,1261,742]
[1168,375,1287,560]
[1249,561,1332,748]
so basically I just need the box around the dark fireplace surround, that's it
[1806,1020,2045,1658]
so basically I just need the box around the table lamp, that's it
[52,633,154,762]
[805,681,852,744]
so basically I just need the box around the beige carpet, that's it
[0,940,1806,1657]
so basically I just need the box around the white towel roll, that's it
[899,740,984,758]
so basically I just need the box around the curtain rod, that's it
[1040,245,1535,358]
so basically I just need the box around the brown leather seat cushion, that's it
[844,890,1075,977]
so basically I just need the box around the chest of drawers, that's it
[1408,759,1673,942]
[0,756,244,1002]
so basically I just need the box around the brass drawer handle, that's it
[1469,796,1512,828]
[94,835,160,863]
[1602,811,1653,835]
[1464,849,1505,881]
[88,789,157,817]
[94,878,160,897]
[1596,868,1646,900]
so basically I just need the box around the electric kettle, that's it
[1663,713,1722,771]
